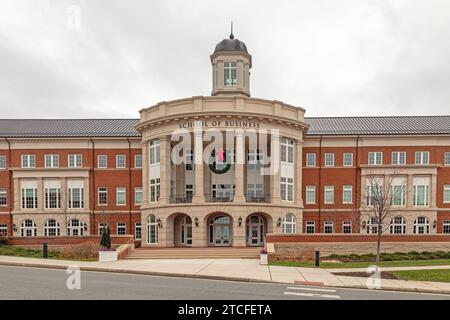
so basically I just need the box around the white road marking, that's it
[287,286,337,293]
[284,291,341,299]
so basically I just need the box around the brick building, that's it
[0,33,449,247]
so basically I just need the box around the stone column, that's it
[141,141,149,204]
[430,173,437,207]
[295,140,303,207]
[407,175,414,208]
[83,177,90,210]
[234,130,245,203]
[13,178,20,211]
[270,134,282,204]
[159,136,170,205]
[192,130,205,203]
[37,178,44,210]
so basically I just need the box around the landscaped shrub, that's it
[59,244,99,260]
[325,251,450,262]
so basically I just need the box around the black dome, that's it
[214,35,248,54]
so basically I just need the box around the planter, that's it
[260,253,268,265]
[99,250,118,262]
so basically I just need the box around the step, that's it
[123,247,261,259]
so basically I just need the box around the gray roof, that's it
[0,116,448,138]
[305,116,450,136]
[214,36,248,54]
[0,119,140,138]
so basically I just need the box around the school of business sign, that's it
[179,120,260,129]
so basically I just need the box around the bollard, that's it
[315,250,320,267]
[43,243,48,259]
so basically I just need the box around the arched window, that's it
[44,219,60,236]
[414,216,430,234]
[147,214,158,244]
[366,217,378,234]
[282,213,296,234]
[68,219,84,236]
[21,219,36,237]
[390,216,406,234]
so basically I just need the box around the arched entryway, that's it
[167,213,193,247]
[207,213,233,246]
[245,213,272,246]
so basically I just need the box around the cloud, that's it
[0,0,449,118]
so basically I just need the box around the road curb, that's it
[0,261,278,285]
[329,283,450,296]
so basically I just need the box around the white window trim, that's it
[134,154,142,169]
[21,154,36,168]
[324,186,334,204]
[368,152,383,165]
[68,154,82,168]
[116,187,126,206]
[305,186,316,204]
[343,153,353,167]
[415,151,430,165]
[116,222,126,235]
[97,155,108,169]
[342,185,353,204]
[44,154,59,168]
[98,187,108,206]
[0,155,6,169]
[306,153,316,167]
[135,187,143,205]
[116,155,126,169]
[444,185,450,204]
[324,153,334,167]
[305,221,315,234]
[0,188,7,207]
[445,152,450,166]
[391,151,406,165]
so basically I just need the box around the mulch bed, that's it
[332,271,399,280]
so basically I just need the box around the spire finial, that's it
[229,21,234,39]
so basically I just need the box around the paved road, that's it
[0,265,448,300]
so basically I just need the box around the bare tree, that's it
[359,174,407,263]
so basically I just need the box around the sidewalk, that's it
[1,255,450,295]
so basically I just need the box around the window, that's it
[324,221,333,234]
[116,187,126,205]
[305,186,316,204]
[0,155,6,169]
[247,149,263,170]
[391,177,407,206]
[68,181,84,209]
[147,214,158,244]
[246,183,263,200]
[135,187,143,205]
[415,151,429,165]
[281,138,294,164]
[68,154,82,168]
[366,217,378,234]
[117,222,126,235]
[366,178,383,207]
[150,178,160,202]
[45,186,61,209]
[185,184,194,199]
[116,155,126,168]
[134,154,142,168]
[68,219,84,236]
[21,219,36,237]
[98,187,108,205]
[135,222,142,240]
[185,149,194,171]
[324,153,334,167]
[282,213,296,234]
[343,185,353,204]
[98,223,109,235]
[44,154,59,168]
[445,152,450,165]
[324,186,334,204]
[443,220,450,234]
[21,154,36,168]
[342,221,352,234]
[445,185,450,204]
[390,216,406,234]
[306,221,315,234]
[44,219,60,236]
[224,62,237,86]
[281,177,294,201]
[413,177,429,206]
[98,155,107,168]
[306,153,316,167]
[149,140,160,165]
[414,216,430,234]
[0,224,7,237]
[21,181,38,209]
[0,188,7,206]
[392,152,406,165]
[343,153,353,166]
[368,152,383,165]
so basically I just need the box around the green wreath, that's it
[209,149,232,174]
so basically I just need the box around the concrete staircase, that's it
[124,247,261,259]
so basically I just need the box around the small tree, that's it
[100,225,111,250]
[360,174,406,263]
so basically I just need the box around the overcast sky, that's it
[0,0,449,119]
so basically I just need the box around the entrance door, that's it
[181,216,192,245]
[209,215,232,246]
[246,215,265,246]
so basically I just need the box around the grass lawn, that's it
[270,259,450,269]
[391,269,450,283]
[0,245,60,259]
